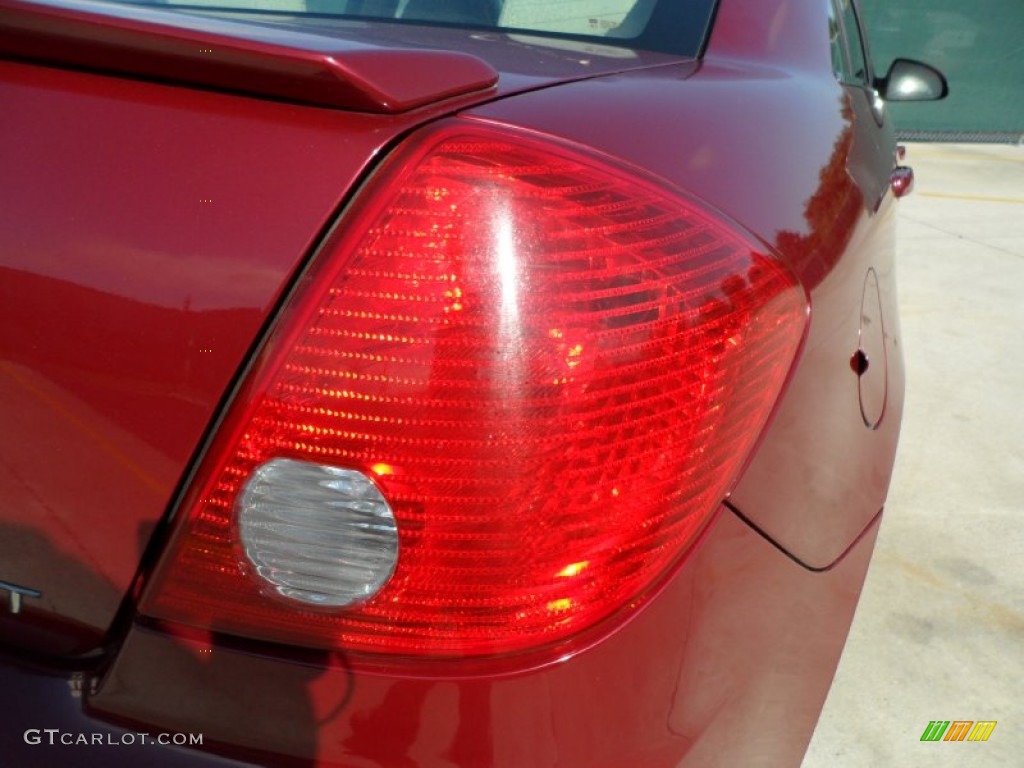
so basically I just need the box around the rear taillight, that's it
[139,119,806,659]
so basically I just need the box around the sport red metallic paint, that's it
[0,0,945,765]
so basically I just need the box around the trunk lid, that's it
[0,4,687,656]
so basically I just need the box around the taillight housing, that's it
[139,119,807,660]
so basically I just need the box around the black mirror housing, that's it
[877,59,949,102]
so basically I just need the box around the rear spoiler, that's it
[0,0,499,112]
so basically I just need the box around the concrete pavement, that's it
[803,143,1024,766]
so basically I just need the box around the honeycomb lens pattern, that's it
[141,121,806,658]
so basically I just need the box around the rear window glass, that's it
[106,0,717,56]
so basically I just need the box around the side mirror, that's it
[876,59,949,102]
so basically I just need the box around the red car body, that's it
[0,0,943,765]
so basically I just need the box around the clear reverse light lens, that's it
[237,458,398,607]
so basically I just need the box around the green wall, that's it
[861,0,1024,141]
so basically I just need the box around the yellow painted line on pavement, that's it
[917,191,1024,204]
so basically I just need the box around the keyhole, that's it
[850,349,869,376]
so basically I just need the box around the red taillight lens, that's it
[140,119,806,659]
